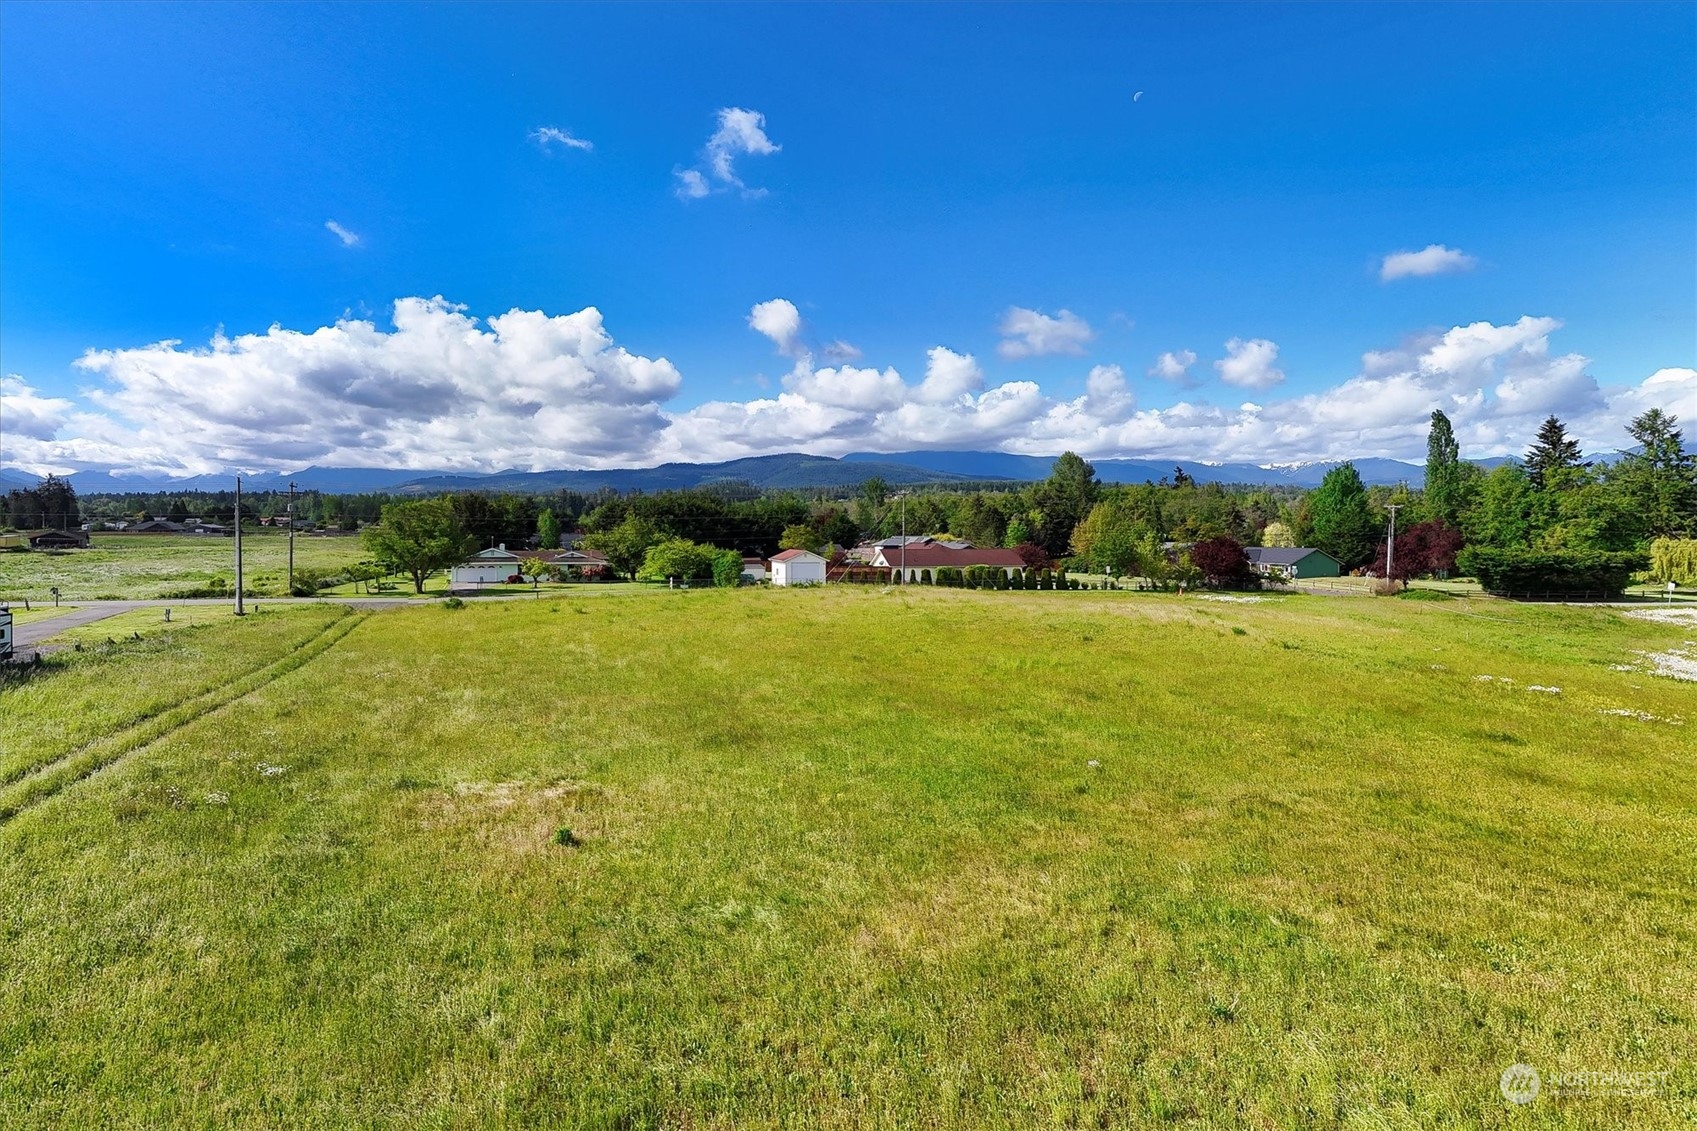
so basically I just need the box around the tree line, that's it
[9,404,1691,596]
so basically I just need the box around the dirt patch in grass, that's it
[414,779,614,853]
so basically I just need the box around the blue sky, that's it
[2,1,1692,477]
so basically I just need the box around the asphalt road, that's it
[6,597,421,653]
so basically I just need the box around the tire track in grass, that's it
[0,612,366,823]
[0,611,355,789]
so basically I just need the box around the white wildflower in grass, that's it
[204,791,230,805]
[1087,760,1101,769]
[1474,675,1514,683]
[1525,685,1561,694]
[256,762,288,777]
[1638,646,1697,682]
[1600,708,1683,725]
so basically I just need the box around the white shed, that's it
[769,548,826,586]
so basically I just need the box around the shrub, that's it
[920,569,932,585]
[443,596,465,609]
[1456,546,1646,597]
[711,549,744,588]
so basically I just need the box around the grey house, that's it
[1245,546,1345,580]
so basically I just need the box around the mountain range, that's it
[3,451,1484,496]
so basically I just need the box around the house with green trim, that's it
[1245,546,1344,580]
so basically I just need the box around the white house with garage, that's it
[451,546,529,586]
[768,548,826,586]
[449,545,609,588]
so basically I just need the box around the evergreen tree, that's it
[1524,415,1584,490]
[1614,408,1696,538]
[1424,410,1464,526]
[1308,463,1379,568]
[34,474,79,530]
[1031,452,1099,557]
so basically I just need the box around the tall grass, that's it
[1,589,1691,1128]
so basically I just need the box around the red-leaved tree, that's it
[1189,536,1258,588]
[1369,520,1463,580]
[1014,542,1054,571]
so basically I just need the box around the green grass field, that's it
[2,588,1692,1128]
[0,534,373,601]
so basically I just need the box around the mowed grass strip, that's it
[0,588,1692,1129]
[0,611,362,820]
[0,605,352,785]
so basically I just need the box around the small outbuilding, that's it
[740,556,768,583]
[28,529,89,549]
[769,548,827,587]
[1245,546,1344,580]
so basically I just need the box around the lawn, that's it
[1,588,1691,1128]
[0,533,374,601]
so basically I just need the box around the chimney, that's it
[498,543,506,551]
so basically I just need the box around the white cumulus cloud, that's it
[1149,349,1197,382]
[673,169,710,200]
[1380,244,1478,282]
[1214,338,1285,390]
[325,220,360,247]
[676,107,780,200]
[748,299,804,357]
[6,303,1689,480]
[915,347,985,404]
[997,307,1094,360]
[1,376,75,440]
[23,298,681,477]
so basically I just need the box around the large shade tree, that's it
[361,498,476,593]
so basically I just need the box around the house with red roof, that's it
[869,543,1025,583]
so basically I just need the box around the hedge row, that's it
[893,567,1083,590]
[1455,546,1647,596]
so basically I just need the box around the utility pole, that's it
[1384,503,1402,592]
[287,480,298,597]
[898,492,908,583]
[234,475,246,616]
